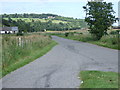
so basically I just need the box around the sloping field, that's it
[4,18,67,24]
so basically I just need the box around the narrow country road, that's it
[2,36,118,88]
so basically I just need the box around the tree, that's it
[2,19,10,27]
[8,17,13,26]
[83,1,117,40]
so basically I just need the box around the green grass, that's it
[79,71,119,88]
[53,32,120,50]
[1,34,57,78]
[4,18,67,24]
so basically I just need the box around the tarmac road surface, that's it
[2,36,118,88]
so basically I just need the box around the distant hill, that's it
[2,13,58,19]
[2,13,84,23]
[1,13,88,32]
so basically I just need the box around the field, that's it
[79,71,119,88]
[4,18,67,24]
[47,29,120,50]
[1,34,57,77]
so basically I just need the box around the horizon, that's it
[0,1,119,25]
[1,13,83,19]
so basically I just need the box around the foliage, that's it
[2,19,10,27]
[2,18,85,32]
[109,30,120,35]
[16,32,24,36]
[65,32,69,37]
[2,34,53,75]
[2,13,58,18]
[83,2,117,40]
[53,31,120,50]
[2,13,87,32]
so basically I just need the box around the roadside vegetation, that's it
[47,29,120,50]
[1,34,57,77]
[1,2,119,88]
[79,71,119,88]
[83,1,117,40]
[43,1,119,50]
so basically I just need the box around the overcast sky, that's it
[0,0,119,25]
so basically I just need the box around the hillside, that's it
[1,13,87,32]
[4,18,67,24]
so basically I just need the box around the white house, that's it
[0,27,19,34]
[47,16,55,19]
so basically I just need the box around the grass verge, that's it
[53,33,119,50]
[2,41,57,78]
[79,71,119,88]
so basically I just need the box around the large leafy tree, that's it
[83,1,117,40]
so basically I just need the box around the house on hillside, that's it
[47,16,55,19]
[0,27,19,34]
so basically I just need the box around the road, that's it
[2,36,118,88]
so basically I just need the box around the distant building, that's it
[0,27,19,34]
[118,1,120,26]
[47,16,55,19]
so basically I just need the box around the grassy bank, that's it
[50,31,120,50]
[1,34,57,77]
[79,71,119,88]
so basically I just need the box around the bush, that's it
[79,34,94,42]
[100,35,119,44]
[110,36,119,45]
[109,30,120,35]
[16,32,24,36]
[65,32,69,37]
[79,32,83,34]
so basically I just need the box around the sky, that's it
[0,0,119,25]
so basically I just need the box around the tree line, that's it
[2,17,85,33]
[2,13,77,21]
[2,13,58,19]
[1,13,88,33]
[1,13,86,23]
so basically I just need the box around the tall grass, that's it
[52,32,120,50]
[95,35,120,49]
[2,34,54,76]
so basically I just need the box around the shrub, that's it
[16,32,24,36]
[65,32,69,37]
[110,36,119,45]
[109,30,120,35]
[79,32,83,35]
